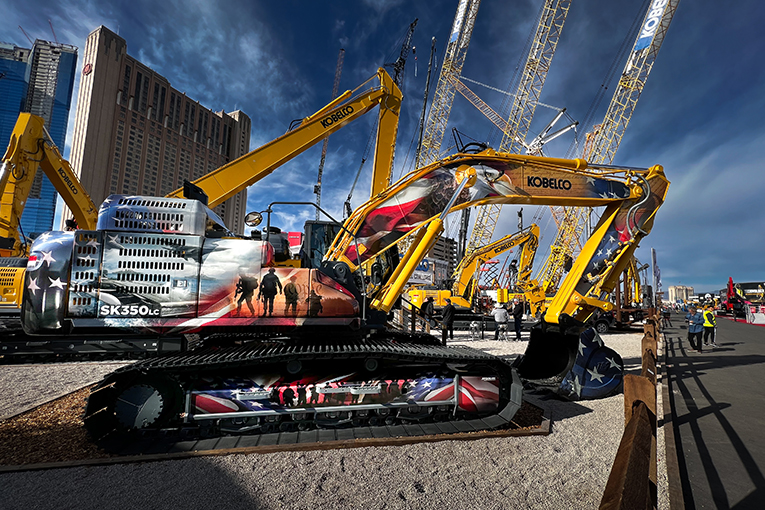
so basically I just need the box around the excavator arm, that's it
[0,113,98,257]
[544,163,668,325]
[165,68,402,208]
[451,224,540,306]
[327,149,668,313]
[324,149,668,400]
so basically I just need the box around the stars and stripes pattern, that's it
[25,232,73,297]
[404,377,455,403]
[458,376,500,413]
[192,372,504,415]
[559,328,623,400]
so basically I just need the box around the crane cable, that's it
[564,0,650,158]
[344,117,379,219]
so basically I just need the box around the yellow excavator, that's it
[408,224,543,313]
[165,67,401,210]
[0,113,99,311]
[22,148,668,448]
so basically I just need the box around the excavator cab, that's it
[301,220,343,268]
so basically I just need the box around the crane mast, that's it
[385,19,418,90]
[314,48,345,220]
[416,0,481,168]
[396,0,479,257]
[588,0,679,165]
[465,0,572,287]
[536,0,679,295]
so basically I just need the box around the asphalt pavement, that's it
[664,312,765,509]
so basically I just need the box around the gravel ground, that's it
[0,362,134,419]
[0,331,670,510]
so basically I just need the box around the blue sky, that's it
[2,0,763,295]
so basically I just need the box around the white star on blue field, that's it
[3,0,764,293]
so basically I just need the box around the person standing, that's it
[703,304,718,348]
[441,298,456,345]
[490,303,509,340]
[234,273,259,316]
[512,298,524,341]
[296,386,307,406]
[259,268,282,317]
[685,305,705,353]
[306,290,324,317]
[662,307,673,328]
[283,275,300,316]
[420,297,435,333]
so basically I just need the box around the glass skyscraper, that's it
[0,40,77,238]
[0,44,30,157]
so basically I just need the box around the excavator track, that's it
[0,326,184,364]
[84,336,523,454]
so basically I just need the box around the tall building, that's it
[66,26,250,234]
[668,285,694,303]
[0,44,30,144]
[428,236,459,277]
[0,40,77,237]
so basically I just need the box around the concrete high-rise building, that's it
[668,285,694,303]
[428,236,459,277]
[0,39,77,237]
[65,26,250,234]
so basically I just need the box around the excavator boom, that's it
[0,113,98,257]
[165,68,402,208]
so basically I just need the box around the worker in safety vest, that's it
[703,304,718,348]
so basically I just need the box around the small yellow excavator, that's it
[408,224,542,313]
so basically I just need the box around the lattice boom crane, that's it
[314,48,345,220]
[465,0,572,275]
[536,0,680,295]
[416,0,481,168]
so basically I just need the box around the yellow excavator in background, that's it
[0,113,99,309]
[165,67,401,209]
[408,224,543,314]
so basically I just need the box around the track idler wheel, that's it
[84,373,183,448]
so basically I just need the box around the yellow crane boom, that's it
[166,68,402,207]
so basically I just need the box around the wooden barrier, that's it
[600,319,658,509]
